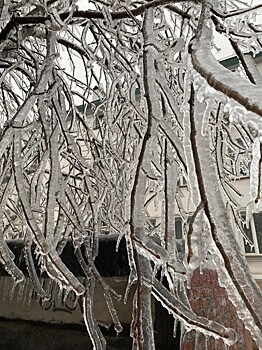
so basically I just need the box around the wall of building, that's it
[0,276,134,326]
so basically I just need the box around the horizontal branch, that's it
[0,0,198,43]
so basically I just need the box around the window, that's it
[177,175,187,187]
[240,212,262,254]
[93,113,104,129]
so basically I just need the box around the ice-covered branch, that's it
[191,24,262,117]
[0,1,261,348]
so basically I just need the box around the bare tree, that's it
[0,0,262,348]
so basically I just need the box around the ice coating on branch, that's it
[83,278,107,350]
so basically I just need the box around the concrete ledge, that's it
[0,318,132,350]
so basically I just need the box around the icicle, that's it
[0,243,24,284]
[103,288,123,335]
[185,210,212,290]
[194,75,206,103]
[201,99,213,136]
[115,232,124,252]
[2,276,9,301]
[10,279,18,302]
[63,288,70,305]
[0,277,4,300]
[73,293,79,310]
[176,279,192,310]
[54,284,63,308]
[63,290,79,311]
[193,330,200,350]
[173,317,178,338]
[179,322,186,348]
[98,322,112,332]
[43,278,53,300]
[223,343,230,350]
[249,137,261,201]
[26,279,34,306]
[16,278,25,302]
[199,262,204,275]
[204,335,209,350]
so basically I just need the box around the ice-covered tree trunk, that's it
[0,0,261,349]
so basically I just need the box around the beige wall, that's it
[0,276,134,326]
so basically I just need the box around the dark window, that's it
[253,213,262,253]
[241,212,262,254]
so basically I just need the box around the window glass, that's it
[177,176,187,187]
[175,218,183,239]
[253,213,262,253]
